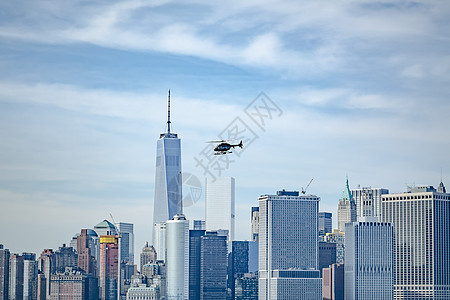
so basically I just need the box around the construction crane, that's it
[301,178,314,194]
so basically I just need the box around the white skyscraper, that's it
[205,177,235,240]
[166,214,189,300]
[153,222,166,262]
[153,90,182,242]
[338,177,357,233]
[381,183,450,299]
[344,217,394,300]
[259,190,322,300]
[351,187,389,218]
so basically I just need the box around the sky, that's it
[1,0,450,262]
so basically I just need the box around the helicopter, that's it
[207,140,244,155]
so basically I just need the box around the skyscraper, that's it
[200,232,227,300]
[152,223,166,262]
[0,245,10,300]
[10,253,24,300]
[344,217,394,300]
[205,177,235,240]
[258,190,322,300]
[140,243,157,273]
[250,207,259,242]
[38,249,54,300]
[351,187,389,218]
[322,264,344,300]
[99,235,119,300]
[23,254,38,300]
[166,214,189,300]
[189,230,205,300]
[381,183,450,299]
[94,220,118,237]
[337,177,356,233]
[318,212,333,238]
[227,241,258,300]
[153,90,182,229]
[118,222,134,265]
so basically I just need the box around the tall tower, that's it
[205,177,235,240]
[337,177,357,233]
[153,90,182,234]
[259,190,322,300]
[0,245,10,300]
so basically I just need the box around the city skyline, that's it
[1,0,450,261]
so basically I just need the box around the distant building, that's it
[54,245,77,273]
[140,243,157,273]
[153,223,166,262]
[324,230,345,265]
[318,212,332,238]
[205,177,236,240]
[351,187,389,218]
[235,273,258,300]
[126,284,159,300]
[38,249,55,300]
[94,220,118,237]
[322,264,344,300]
[200,232,228,300]
[49,267,98,300]
[337,177,356,233]
[250,207,259,242]
[258,190,322,300]
[319,241,336,274]
[381,183,450,299]
[188,230,205,300]
[227,240,258,300]
[77,229,97,276]
[0,245,10,300]
[192,220,205,230]
[118,222,134,265]
[10,253,24,300]
[23,254,38,300]
[166,214,189,300]
[99,235,119,300]
[344,217,393,300]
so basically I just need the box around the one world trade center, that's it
[153,90,182,228]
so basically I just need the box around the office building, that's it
[189,230,205,300]
[77,229,96,276]
[99,235,119,300]
[205,177,236,240]
[192,220,205,230]
[251,207,259,242]
[166,214,189,300]
[23,254,38,300]
[322,264,344,300]
[153,90,182,232]
[153,223,166,262]
[258,190,322,300]
[0,245,10,300]
[227,241,258,300]
[94,220,118,237]
[344,217,393,300]
[119,222,134,264]
[324,230,345,265]
[319,241,336,273]
[140,243,157,273]
[126,284,159,300]
[38,249,55,300]
[318,212,333,238]
[49,267,98,300]
[200,232,228,300]
[10,253,24,300]
[381,183,450,299]
[234,273,258,300]
[338,177,357,233]
[54,245,77,273]
[351,187,389,218]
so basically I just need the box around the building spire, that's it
[167,89,171,134]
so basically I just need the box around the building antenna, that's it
[167,89,171,134]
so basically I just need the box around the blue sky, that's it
[1,0,450,260]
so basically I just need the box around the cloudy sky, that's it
[1,0,450,260]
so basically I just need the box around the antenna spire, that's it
[167,89,171,133]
